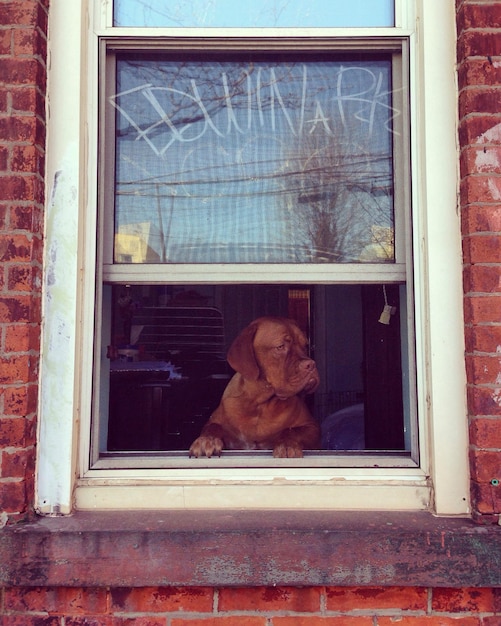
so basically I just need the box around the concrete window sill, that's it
[1,511,500,588]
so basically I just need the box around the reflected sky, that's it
[111,55,397,264]
[114,0,394,28]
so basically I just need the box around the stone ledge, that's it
[1,510,500,588]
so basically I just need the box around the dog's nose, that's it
[301,358,316,372]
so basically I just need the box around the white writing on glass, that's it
[110,64,401,158]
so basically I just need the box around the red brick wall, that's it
[457,0,501,523]
[0,586,500,624]
[0,0,501,623]
[0,0,494,527]
[0,0,499,528]
[0,0,47,523]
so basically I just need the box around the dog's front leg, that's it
[189,422,226,458]
[273,422,320,458]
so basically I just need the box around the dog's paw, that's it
[273,441,304,458]
[189,435,224,458]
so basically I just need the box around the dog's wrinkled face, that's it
[189,316,321,458]
[228,317,320,399]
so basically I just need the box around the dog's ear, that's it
[227,322,260,380]
[289,320,308,351]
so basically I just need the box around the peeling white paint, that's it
[475,147,501,172]
[488,178,501,201]
[37,158,79,515]
[476,121,501,144]
[493,388,501,408]
[35,0,85,515]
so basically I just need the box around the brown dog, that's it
[189,317,320,458]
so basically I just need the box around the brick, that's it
[458,30,501,59]
[3,388,38,424]
[11,144,44,173]
[0,89,8,113]
[458,4,501,30]
[465,355,501,385]
[460,87,501,118]
[5,323,41,353]
[0,174,38,202]
[31,233,44,263]
[1,447,35,478]
[170,615,266,626]
[5,587,108,615]
[0,116,38,143]
[0,57,43,86]
[0,204,8,230]
[65,619,115,626]
[11,85,45,116]
[458,58,501,89]
[461,146,501,178]
[0,1,46,28]
[461,176,501,205]
[2,617,60,626]
[113,615,164,626]
[14,27,47,58]
[471,480,501,514]
[467,385,501,416]
[463,265,501,294]
[377,615,482,626]
[0,234,32,261]
[0,144,8,170]
[219,587,321,613]
[110,587,213,613]
[0,297,31,323]
[469,417,501,448]
[9,264,42,291]
[464,294,501,324]
[463,234,501,267]
[0,354,34,384]
[464,325,501,353]
[461,203,501,234]
[325,586,427,612]
[10,205,43,232]
[1,295,41,328]
[0,478,27,513]
[432,587,501,613]
[273,619,373,625]
[470,449,501,483]
[459,115,501,147]
[0,416,34,446]
[0,27,12,54]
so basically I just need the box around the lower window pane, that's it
[101,283,411,454]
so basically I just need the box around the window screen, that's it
[111,54,395,264]
[95,42,414,466]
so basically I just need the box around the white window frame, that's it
[36,0,469,516]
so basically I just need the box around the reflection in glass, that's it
[111,55,397,264]
[114,0,395,28]
[105,283,407,452]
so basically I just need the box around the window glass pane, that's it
[112,54,396,264]
[103,283,409,453]
[114,0,395,28]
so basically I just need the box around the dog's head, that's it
[227,317,320,399]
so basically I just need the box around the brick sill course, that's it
[1,510,500,588]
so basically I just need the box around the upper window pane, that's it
[113,0,395,28]
[111,53,396,264]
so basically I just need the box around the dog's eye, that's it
[275,344,285,351]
